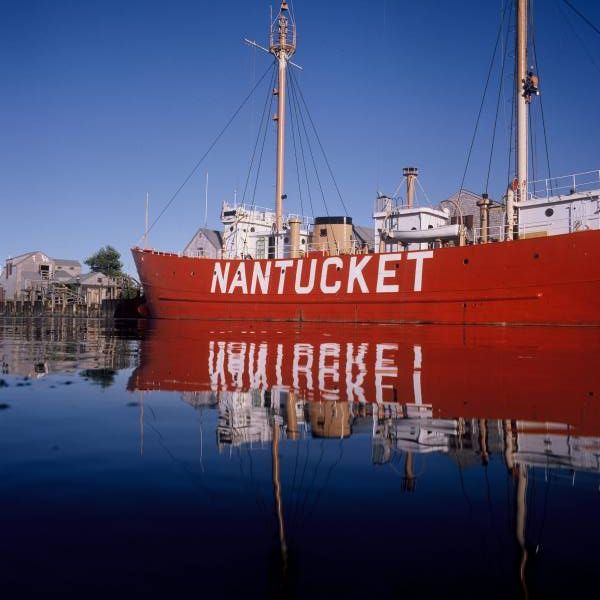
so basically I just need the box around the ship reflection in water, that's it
[1,319,599,597]
[131,321,600,467]
[127,321,600,596]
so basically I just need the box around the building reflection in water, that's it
[0,317,138,381]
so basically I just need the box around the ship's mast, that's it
[516,0,528,203]
[270,2,296,255]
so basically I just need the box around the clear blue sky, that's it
[2,0,599,275]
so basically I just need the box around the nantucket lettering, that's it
[210,252,434,295]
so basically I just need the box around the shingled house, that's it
[183,227,223,259]
[438,190,504,243]
[2,251,82,301]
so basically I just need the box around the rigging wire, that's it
[529,104,537,186]
[530,11,554,192]
[239,66,277,255]
[562,0,600,37]
[287,70,306,218]
[249,89,276,212]
[288,73,331,218]
[290,68,350,216]
[456,1,511,209]
[416,177,433,207]
[558,1,600,76]
[506,54,517,188]
[485,0,513,194]
[241,65,277,206]
[288,68,316,220]
[289,73,340,250]
[140,62,275,242]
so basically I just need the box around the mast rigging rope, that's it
[562,0,600,37]
[140,62,274,242]
[290,68,350,217]
[485,0,513,195]
[457,0,511,212]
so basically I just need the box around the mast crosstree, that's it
[270,2,296,254]
[245,2,296,258]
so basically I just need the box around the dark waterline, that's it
[1,317,599,598]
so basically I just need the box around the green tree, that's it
[85,245,123,277]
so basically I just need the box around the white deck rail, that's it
[528,170,600,200]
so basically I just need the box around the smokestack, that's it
[477,193,490,243]
[403,167,419,209]
[288,216,302,258]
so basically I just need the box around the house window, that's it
[197,247,205,257]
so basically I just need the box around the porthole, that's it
[250,227,255,232]
[229,226,234,232]
[463,258,469,265]
[545,208,554,217]
[533,252,540,260]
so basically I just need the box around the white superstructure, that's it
[220,202,311,259]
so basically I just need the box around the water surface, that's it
[1,317,599,598]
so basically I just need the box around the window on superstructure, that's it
[319,228,327,237]
[256,237,266,259]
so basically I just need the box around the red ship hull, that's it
[132,229,600,325]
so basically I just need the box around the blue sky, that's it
[2,0,599,275]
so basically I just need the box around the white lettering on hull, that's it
[211,263,231,294]
[376,254,402,293]
[275,260,293,294]
[295,259,317,294]
[228,263,248,294]
[251,261,271,294]
[347,256,372,293]
[407,251,433,292]
[209,251,433,296]
[320,257,343,294]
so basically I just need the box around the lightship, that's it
[132,1,600,325]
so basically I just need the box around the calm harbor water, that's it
[1,317,599,598]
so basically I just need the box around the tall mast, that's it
[270,2,296,255]
[516,0,528,203]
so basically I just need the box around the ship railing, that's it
[528,169,600,200]
[474,213,597,243]
[220,203,313,227]
[306,240,374,256]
